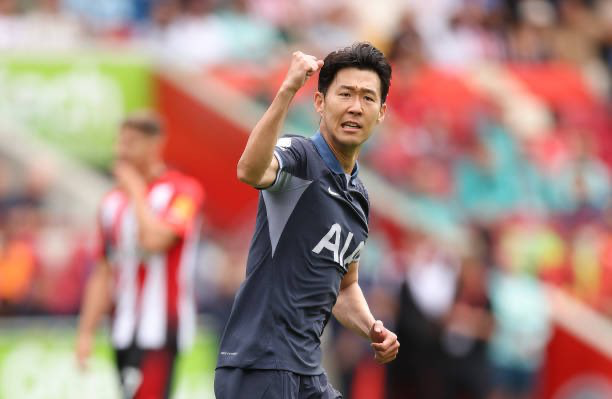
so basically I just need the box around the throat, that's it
[320,129,359,174]
[330,143,358,174]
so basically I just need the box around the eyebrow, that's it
[339,85,378,97]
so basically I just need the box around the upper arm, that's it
[340,261,359,290]
[254,155,280,189]
[261,136,308,192]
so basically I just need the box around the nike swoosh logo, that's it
[328,187,341,197]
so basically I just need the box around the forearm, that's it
[237,87,296,186]
[333,282,376,340]
[78,263,112,336]
[132,192,176,252]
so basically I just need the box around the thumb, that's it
[370,320,386,343]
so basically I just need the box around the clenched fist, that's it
[280,51,324,94]
[369,320,400,364]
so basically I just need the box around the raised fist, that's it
[280,51,324,94]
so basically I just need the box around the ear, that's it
[377,103,387,124]
[314,91,324,115]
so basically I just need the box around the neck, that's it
[320,128,359,174]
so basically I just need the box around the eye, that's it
[365,96,375,102]
[339,92,350,97]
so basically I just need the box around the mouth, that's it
[341,121,362,131]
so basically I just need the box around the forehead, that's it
[329,67,381,96]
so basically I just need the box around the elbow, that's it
[236,164,250,184]
[236,160,260,186]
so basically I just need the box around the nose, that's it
[347,97,363,115]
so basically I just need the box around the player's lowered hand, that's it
[280,51,324,94]
[369,320,400,364]
[75,331,93,371]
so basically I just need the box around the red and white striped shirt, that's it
[97,169,204,351]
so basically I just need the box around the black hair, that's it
[318,42,392,104]
[121,111,163,136]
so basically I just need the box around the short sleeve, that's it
[267,135,308,192]
[160,178,205,237]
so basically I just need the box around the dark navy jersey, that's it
[216,132,370,375]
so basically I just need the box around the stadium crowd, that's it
[0,0,611,398]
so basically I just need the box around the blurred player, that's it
[76,112,204,399]
[215,42,399,398]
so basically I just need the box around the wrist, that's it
[277,83,299,98]
[365,318,376,339]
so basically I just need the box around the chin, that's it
[336,131,369,147]
[342,137,364,148]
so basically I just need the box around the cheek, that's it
[115,142,128,158]
[321,106,339,125]
[326,104,345,123]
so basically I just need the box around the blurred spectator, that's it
[596,202,612,316]
[488,229,552,399]
[401,0,464,63]
[441,252,494,399]
[0,0,84,50]
[388,11,427,73]
[298,2,358,55]
[245,0,315,43]
[0,157,48,313]
[508,0,556,62]
[553,0,610,96]
[497,218,568,283]
[551,129,611,215]
[0,228,36,312]
[597,0,612,82]
[63,0,133,39]
[22,0,83,49]
[138,0,180,42]
[454,132,515,221]
[387,231,459,399]
[197,234,248,339]
[434,1,506,67]
[149,0,230,67]
[216,0,284,62]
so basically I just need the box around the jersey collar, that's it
[312,131,360,181]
